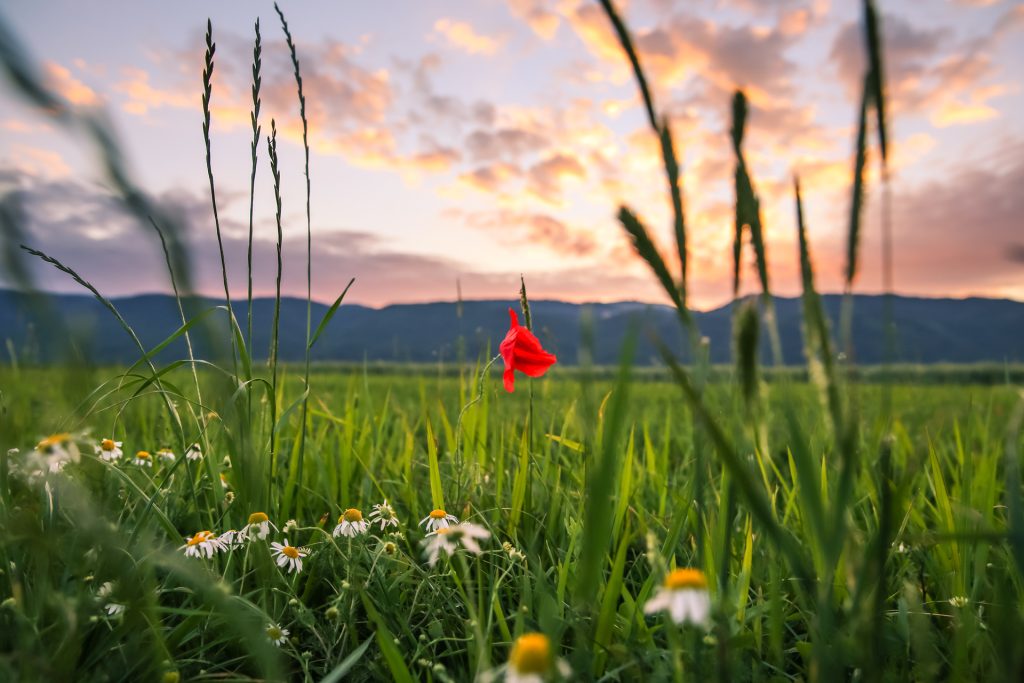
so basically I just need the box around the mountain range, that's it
[1,289,1021,366]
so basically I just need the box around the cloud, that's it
[829,11,1013,127]
[526,153,586,203]
[506,0,562,40]
[44,61,100,107]
[451,207,598,256]
[564,3,801,103]
[1,168,661,306]
[877,140,1024,296]
[457,162,522,194]
[116,66,192,115]
[3,145,70,178]
[464,127,549,162]
[433,19,502,56]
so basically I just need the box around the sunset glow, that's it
[1,0,1021,308]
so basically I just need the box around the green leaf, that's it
[426,419,444,510]
[321,635,373,683]
[309,277,355,350]
[734,298,760,413]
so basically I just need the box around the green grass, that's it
[1,368,1021,681]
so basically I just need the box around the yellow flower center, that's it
[187,531,213,546]
[342,508,363,523]
[436,527,453,536]
[267,626,283,640]
[509,632,551,675]
[101,439,115,451]
[281,545,300,559]
[429,509,448,519]
[38,433,70,450]
[664,568,707,590]
[136,451,151,460]
[248,511,269,524]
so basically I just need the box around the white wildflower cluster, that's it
[416,508,492,567]
[178,511,310,575]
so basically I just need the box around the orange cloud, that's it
[433,19,502,55]
[452,207,598,256]
[526,153,586,204]
[506,0,561,40]
[7,144,71,178]
[116,66,193,115]
[44,62,99,107]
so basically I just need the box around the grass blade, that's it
[309,278,355,351]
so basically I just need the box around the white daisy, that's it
[421,522,490,567]
[218,529,246,549]
[95,438,123,462]
[242,511,275,540]
[270,539,308,574]
[35,433,79,472]
[180,530,224,559]
[368,499,400,530]
[97,581,126,617]
[503,632,571,683]
[133,450,153,467]
[156,448,176,463]
[266,622,290,646]
[333,508,369,538]
[185,443,203,461]
[643,568,711,627]
[419,508,459,533]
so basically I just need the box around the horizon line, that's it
[3,286,1022,314]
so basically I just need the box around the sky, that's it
[0,0,1022,309]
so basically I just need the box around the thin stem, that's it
[201,19,239,377]
[275,2,313,516]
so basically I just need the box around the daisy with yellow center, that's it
[180,530,224,559]
[643,568,711,627]
[368,499,400,530]
[491,632,571,683]
[333,508,369,538]
[133,450,153,467]
[270,538,308,573]
[35,432,79,472]
[421,522,490,567]
[95,438,123,462]
[266,622,289,646]
[36,432,71,453]
[185,443,203,461]
[242,511,275,540]
[419,508,459,533]
[156,447,176,462]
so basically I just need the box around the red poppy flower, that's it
[499,307,557,392]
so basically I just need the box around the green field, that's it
[1,363,1022,681]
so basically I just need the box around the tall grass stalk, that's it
[267,118,284,505]
[275,3,314,516]
[201,20,239,378]
[246,19,262,356]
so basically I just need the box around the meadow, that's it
[1,365,1022,682]
[1,0,1022,681]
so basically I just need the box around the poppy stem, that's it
[453,353,502,501]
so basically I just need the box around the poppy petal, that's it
[503,367,516,392]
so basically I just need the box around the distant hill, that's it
[1,289,1022,365]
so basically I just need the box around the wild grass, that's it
[0,1,1022,682]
